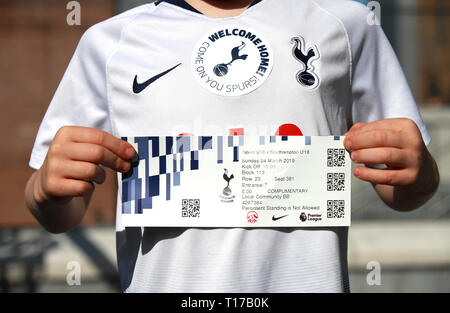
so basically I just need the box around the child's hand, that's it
[344,118,431,188]
[33,126,136,204]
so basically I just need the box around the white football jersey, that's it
[30,0,430,292]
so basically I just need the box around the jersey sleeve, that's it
[346,2,431,145]
[28,28,112,170]
[29,4,155,170]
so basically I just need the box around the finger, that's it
[350,147,407,167]
[344,123,367,150]
[347,122,366,134]
[59,160,106,184]
[46,178,95,198]
[58,127,136,161]
[351,119,408,134]
[63,142,131,173]
[353,166,411,186]
[346,129,404,151]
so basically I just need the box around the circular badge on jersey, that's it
[191,25,274,97]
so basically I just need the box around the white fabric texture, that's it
[29,0,430,292]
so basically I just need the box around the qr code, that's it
[327,148,346,167]
[182,199,200,217]
[327,173,345,191]
[327,200,345,218]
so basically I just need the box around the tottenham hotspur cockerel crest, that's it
[291,36,320,89]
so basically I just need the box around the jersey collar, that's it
[154,0,263,16]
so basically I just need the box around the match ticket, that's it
[119,136,351,227]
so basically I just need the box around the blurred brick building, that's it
[0,0,448,227]
[417,0,449,106]
[0,0,118,227]
[359,0,449,105]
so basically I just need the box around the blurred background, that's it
[0,0,448,293]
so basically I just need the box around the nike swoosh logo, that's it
[272,215,289,221]
[133,63,181,94]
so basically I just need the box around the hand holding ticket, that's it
[119,136,351,227]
